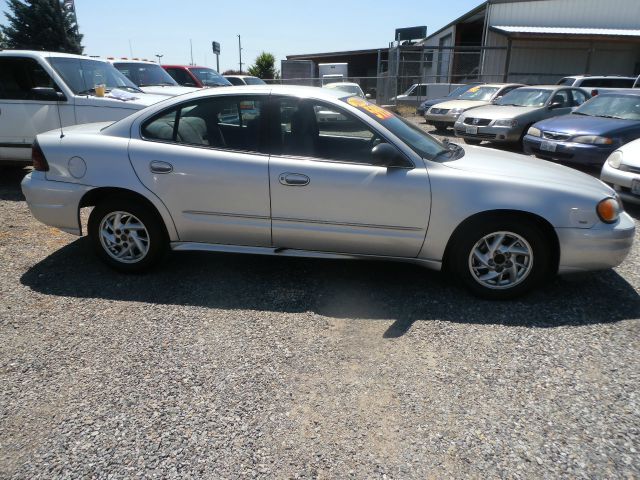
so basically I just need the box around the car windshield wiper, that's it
[139,82,175,87]
[595,114,622,119]
[77,87,95,95]
[571,111,591,116]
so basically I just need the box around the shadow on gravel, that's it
[0,167,28,201]
[21,236,640,337]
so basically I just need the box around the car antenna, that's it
[47,51,65,138]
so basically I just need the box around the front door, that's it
[268,96,430,257]
[128,94,271,246]
[0,57,73,162]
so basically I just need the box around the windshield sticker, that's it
[468,86,481,93]
[346,97,393,120]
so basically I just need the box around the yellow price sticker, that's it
[347,96,393,120]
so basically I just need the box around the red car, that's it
[162,65,231,88]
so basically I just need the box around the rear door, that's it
[0,56,73,162]
[128,94,271,246]
[267,96,430,257]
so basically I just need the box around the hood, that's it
[431,99,490,110]
[420,97,448,108]
[75,91,169,110]
[139,85,200,97]
[445,145,613,197]
[533,113,640,136]
[462,105,539,120]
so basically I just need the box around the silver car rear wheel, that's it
[99,211,150,264]
[468,231,533,290]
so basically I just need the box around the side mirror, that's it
[371,143,410,168]
[491,96,502,104]
[548,101,563,110]
[365,93,372,99]
[31,87,66,101]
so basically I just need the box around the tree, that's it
[0,31,6,49]
[222,69,243,75]
[2,0,83,54]
[247,52,279,80]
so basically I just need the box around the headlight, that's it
[527,126,542,137]
[493,119,518,128]
[449,108,465,116]
[596,197,621,224]
[607,151,623,169]
[573,135,614,145]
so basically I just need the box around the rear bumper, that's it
[21,172,89,235]
[601,161,640,205]
[523,136,616,166]
[556,212,636,273]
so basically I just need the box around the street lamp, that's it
[155,54,164,64]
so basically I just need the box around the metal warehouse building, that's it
[420,0,640,84]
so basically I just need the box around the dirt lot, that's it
[1,158,639,478]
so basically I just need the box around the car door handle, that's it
[150,161,173,174]
[279,173,310,186]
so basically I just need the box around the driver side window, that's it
[275,97,381,164]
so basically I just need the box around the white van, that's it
[0,50,167,165]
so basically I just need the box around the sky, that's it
[0,0,486,73]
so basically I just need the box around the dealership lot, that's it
[1,166,638,478]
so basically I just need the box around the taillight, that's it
[31,140,49,172]
[591,89,599,97]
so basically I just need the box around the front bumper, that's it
[21,172,90,235]
[601,161,640,205]
[556,212,636,273]
[424,112,460,125]
[454,123,522,143]
[523,136,617,166]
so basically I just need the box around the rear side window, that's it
[142,95,265,153]
[0,57,59,100]
[225,77,245,86]
[165,68,197,87]
[580,78,634,88]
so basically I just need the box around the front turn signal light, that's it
[596,197,620,224]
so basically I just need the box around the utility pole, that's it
[190,39,194,66]
[155,54,163,64]
[237,34,243,73]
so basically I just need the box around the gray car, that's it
[21,86,635,299]
[454,86,590,146]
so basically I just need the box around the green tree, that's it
[247,52,279,80]
[2,0,83,54]
[0,30,6,49]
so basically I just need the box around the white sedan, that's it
[21,86,635,299]
[601,138,640,205]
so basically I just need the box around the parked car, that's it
[162,65,231,88]
[424,83,524,130]
[393,83,462,107]
[523,91,640,167]
[557,75,637,89]
[601,138,640,205]
[0,50,167,165]
[323,82,367,98]
[416,82,484,116]
[21,86,634,299]
[224,75,267,86]
[109,59,199,96]
[454,85,590,146]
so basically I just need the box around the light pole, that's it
[238,34,243,73]
[155,54,163,64]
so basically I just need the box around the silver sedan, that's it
[454,86,590,146]
[21,86,635,299]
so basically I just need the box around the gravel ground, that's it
[1,159,639,478]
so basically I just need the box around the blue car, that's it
[523,91,640,167]
[416,82,484,116]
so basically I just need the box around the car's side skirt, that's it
[170,242,442,271]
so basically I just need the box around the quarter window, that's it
[274,97,382,164]
[142,96,265,152]
[0,57,60,100]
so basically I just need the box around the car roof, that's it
[0,50,110,62]
[108,59,157,65]
[162,64,209,69]
[563,75,636,80]
[224,75,258,79]
[324,82,361,87]
[481,83,524,88]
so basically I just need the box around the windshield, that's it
[113,62,178,87]
[189,68,231,87]
[574,94,640,120]
[458,86,500,101]
[342,96,449,159]
[47,57,142,94]
[447,84,477,98]
[497,88,552,107]
[244,76,266,85]
[325,83,364,97]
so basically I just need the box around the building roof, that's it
[287,48,385,60]
[491,25,640,37]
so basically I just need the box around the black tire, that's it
[447,216,552,300]
[463,138,482,146]
[433,123,448,132]
[88,197,167,273]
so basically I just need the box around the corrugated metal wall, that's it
[488,0,640,29]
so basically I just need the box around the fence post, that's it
[503,38,513,83]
